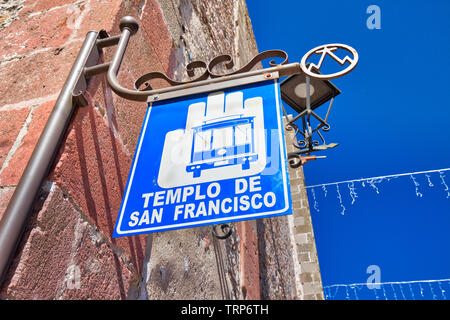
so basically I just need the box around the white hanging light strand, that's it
[324,278,450,300]
[324,277,450,289]
[304,168,450,189]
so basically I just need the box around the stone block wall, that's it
[0,0,323,300]
[255,117,324,300]
[283,118,324,300]
[0,0,261,300]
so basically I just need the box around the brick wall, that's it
[0,0,323,300]
[0,0,266,300]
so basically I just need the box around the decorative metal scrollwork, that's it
[284,95,338,167]
[212,224,233,240]
[134,50,289,91]
[134,60,209,91]
[207,50,288,78]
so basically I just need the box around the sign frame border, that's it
[113,78,291,237]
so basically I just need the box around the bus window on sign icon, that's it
[187,115,258,178]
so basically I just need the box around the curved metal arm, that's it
[106,17,149,101]
[106,17,302,102]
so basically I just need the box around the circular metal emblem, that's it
[300,43,359,80]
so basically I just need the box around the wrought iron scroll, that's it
[212,224,233,240]
[207,50,288,78]
[134,50,289,91]
[284,96,337,168]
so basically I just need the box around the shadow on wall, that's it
[70,75,145,297]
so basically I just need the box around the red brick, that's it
[0,41,81,106]
[138,0,174,72]
[20,0,81,16]
[237,221,260,299]
[0,186,15,221]
[0,108,30,169]
[0,184,135,299]
[0,101,53,186]
[0,4,76,61]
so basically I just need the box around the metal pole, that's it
[306,75,311,112]
[0,31,100,285]
[305,75,313,153]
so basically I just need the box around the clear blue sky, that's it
[247,0,450,299]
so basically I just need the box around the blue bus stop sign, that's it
[113,79,292,237]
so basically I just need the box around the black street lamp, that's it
[281,69,341,113]
[280,68,342,167]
